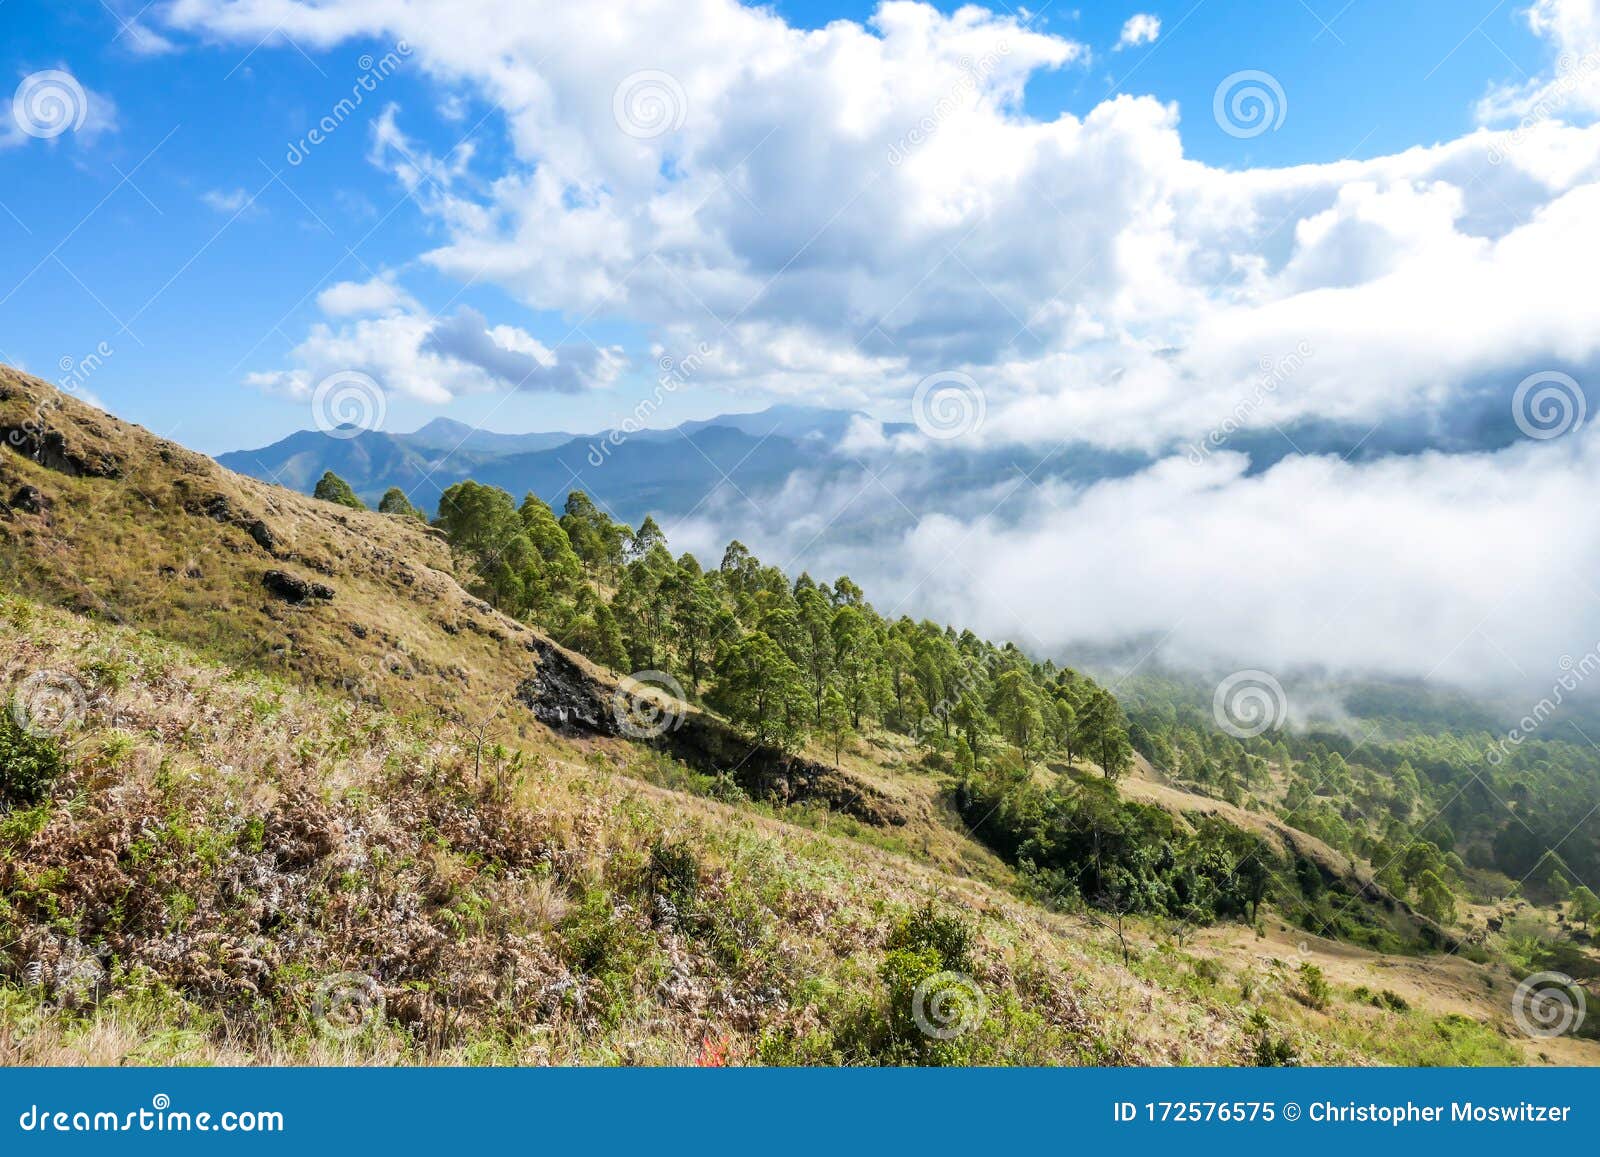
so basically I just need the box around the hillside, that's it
[1,365,1597,1066]
[6,587,1582,1067]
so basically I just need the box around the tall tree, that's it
[313,470,365,509]
[715,631,806,750]
[378,487,425,520]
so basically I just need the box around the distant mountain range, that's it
[216,405,889,523]
[219,397,1468,538]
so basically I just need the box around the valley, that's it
[2,365,1598,1067]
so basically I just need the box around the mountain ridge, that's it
[216,403,875,520]
[3,363,1595,1068]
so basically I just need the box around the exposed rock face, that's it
[9,484,50,514]
[262,570,335,604]
[2,424,122,479]
[248,520,277,553]
[516,639,905,827]
[520,642,620,736]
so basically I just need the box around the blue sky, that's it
[0,0,1558,454]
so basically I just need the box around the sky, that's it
[3,0,1600,690]
[0,0,1563,451]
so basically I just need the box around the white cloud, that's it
[316,275,417,317]
[1117,13,1160,49]
[168,0,1600,683]
[1478,0,1600,124]
[122,20,180,56]
[245,290,625,402]
[164,0,1600,452]
[1,68,119,150]
[200,188,259,214]
[423,306,627,393]
[661,428,1600,691]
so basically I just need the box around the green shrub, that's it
[1295,962,1331,1010]
[312,471,365,510]
[1353,985,1410,1012]
[0,712,64,806]
[1252,1030,1299,1066]
[648,839,700,909]
[828,903,986,1066]
[886,901,974,973]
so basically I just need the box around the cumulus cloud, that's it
[423,307,626,393]
[200,188,262,216]
[316,275,417,317]
[1479,0,1600,124]
[1117,14,1161,49]
[245,291,624,402]
[169,0,1600,685]
[1,68,119,149]
[165,0,1600,453]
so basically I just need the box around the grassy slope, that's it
[1,594,1551,1066]
[0,365,1590,1065]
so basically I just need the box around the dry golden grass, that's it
[0,592,1578,1067]
[0,365,1589,1067]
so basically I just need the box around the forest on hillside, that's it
[305,470,1600,969]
